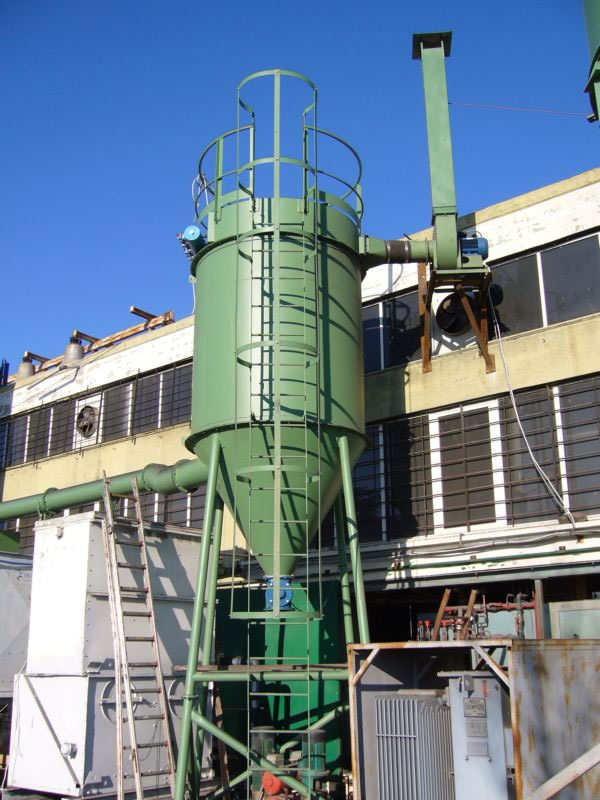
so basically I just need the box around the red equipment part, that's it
[262,771,285,795]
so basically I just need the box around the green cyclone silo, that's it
[185,70,366,577]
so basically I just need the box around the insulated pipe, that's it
[0,458,209,521]
[359,235,433,270]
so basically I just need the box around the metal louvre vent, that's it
[375,694,455,800]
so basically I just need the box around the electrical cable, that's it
[489,289,577,530]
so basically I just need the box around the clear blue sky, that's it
[1,1,596,374]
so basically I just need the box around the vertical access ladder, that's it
[231,71,323,796]
[102,475,176,800]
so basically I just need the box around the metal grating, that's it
[375,694,454,800]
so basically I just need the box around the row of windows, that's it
[0,362,193,468]
[363,233,600,372]
[15,484,207,556]
[10,373,600,554]
[345,373,600,541]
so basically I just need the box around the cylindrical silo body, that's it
[185,70,366,577]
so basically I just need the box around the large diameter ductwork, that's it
[359,235,434,270]
[0,458,208,522]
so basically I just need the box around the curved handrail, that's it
[192,70,364,226]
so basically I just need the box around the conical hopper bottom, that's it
[193,424,365,576]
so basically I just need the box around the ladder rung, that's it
[129,713,165,721]
[118,562,146,570]
[124,741,167,750]
[120,587,149,594]
[126,635,155,642]
[125,769,171,778]
[134,687,161,694]
[127,661,158,667]
[108,492,131,500]
[250,520,308,525]
[123,610,152,617]
[115,539,143,547]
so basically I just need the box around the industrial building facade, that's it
[1,167,600,640]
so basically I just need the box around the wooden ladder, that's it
[102,474,176,800]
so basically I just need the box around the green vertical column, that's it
[175,434,221,800]
[338,435,370,643]
[334,497,355,646]
[272,69,282,613]
[195,496,224,760]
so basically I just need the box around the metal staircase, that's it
[101,475,176,800]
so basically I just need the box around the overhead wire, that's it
[488,289,577,530]
[449,100,588,117]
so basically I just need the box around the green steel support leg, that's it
[207,768,251,799]
[195,496,224,760]
[334,496,355,646]
[174,435,221,800]
[338,435,370,644]
[190,708,311,798]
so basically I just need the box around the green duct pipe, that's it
[0,459,209,521]
[584,0,600,121]
[190,708,311,798]
[191,668,349,683]
[414,32,459,272]
[359,235,434,270]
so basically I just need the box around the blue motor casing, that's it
[265,576,293,611]
[183,224,206,254]
[459,234,488,260]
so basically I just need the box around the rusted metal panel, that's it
[509,640,600,800]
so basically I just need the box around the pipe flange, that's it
[38,487,58,518]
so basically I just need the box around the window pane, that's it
[362,303,381,373]
[27,408,51,461]
[161,363,192,427]
[18,515,37,556]
[386,414,432,537]
[5,416,28,467]
[383,292,421,367]
[490,255,542,337]
[102,383,131,442]
[352,424,383,541]
[501,388,560,523]
[0,422,8,469]
[132,373,160,434]
[50,399,75,456]
[560,376,600,514]
[158,491,188,526]
[190,484,206,528]
[439,409,495,528]
[542,236,600,325]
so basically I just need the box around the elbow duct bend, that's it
[0,458,209,522]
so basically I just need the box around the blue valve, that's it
[265,576,293,610]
